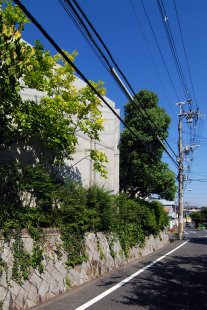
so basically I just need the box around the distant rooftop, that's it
[158,199,175,206]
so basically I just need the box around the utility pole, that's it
[178,102,184,239]
[177,100,201,239]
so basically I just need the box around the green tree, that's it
[201,207,207,223]
[190,211,203,228]
[0,0,107,177]
[190,208,207,228]
[120,90,176,200]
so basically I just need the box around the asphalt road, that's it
[34,228,207,310]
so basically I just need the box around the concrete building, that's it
[18,77,120,194]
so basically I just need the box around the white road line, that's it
[75,240,189,310]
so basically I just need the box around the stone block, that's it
[91,250,99,262]
[23,299,36,309]
[48,253,56,264]
[4,252,13,268]
[80,261,88,272]
[2,292,12,310]
[68,269,80,286]
[41,270,52,284]
[29,273,42,289]
[57,277,64,293]
[22,280,32,293]
[49,278,58,294]
[9,281,21,297]
[38,280,50,300]
[74,265,81,273]
[0,272,8,288]
[87,249,93,261]
[0,286,7,301]
[1,247,9,262]
[58,265,67,279]
[14,287,27,309]
[52,268,61,282]
[45,261,55,276]
[22,238,33,253]
[54,260,62,271]
[45,291,56,301]
[27,284,38,304]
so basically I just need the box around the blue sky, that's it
[19,0,207,207]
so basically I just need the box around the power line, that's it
[67,0,135,96]
[189,179,207,183]
[59,0,109,72]
[140,0,180,102]
[170,130,207,142]
[129,0,177,117]
[13,0,171,165]
[156,0,190,101]
[59,0,178,162]
[173,0,198,108]
[167,0,205,189]
[59,0,134,100]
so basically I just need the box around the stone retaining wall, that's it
[0,231,169,310]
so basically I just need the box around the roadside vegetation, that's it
[0,176,169,283]
[0,0,170,284]
[190,208,207,229]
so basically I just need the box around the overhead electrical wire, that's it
[129,0,177,117]
[13,0,175,166]
[173,0,198,108]
[58,0,133,101]
[194,114,204,146]
[59,0,178,162]
[156,0,204,192]
[64,0,135,96]
[141,0,193,189]
[140,0,180,102]
[161,0,201,157]
[158,0,202,155]
[156,0,190,101]
[59,0,133,101]
[60,0,176,154]
[59,0,110,72]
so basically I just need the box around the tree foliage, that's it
[0,2,171,283]
[190,208,207,228]
[120,90,176,200]
[0,0,107,176]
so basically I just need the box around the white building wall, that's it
[18,78,120,193]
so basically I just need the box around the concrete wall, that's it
[0,230,169,310]
[15,78,120,194]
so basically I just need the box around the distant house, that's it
[184,206,201,224]
[159,199,178,229]
[184,206,201,213]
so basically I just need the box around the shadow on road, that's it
[104,238,207,310]
[188,237,207,245]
